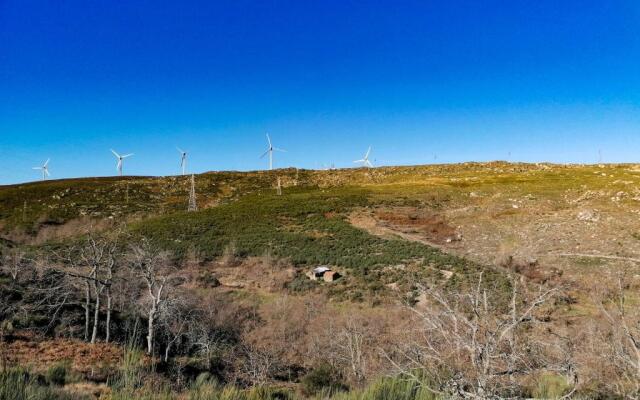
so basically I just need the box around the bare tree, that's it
[240,344,277,386]
[333,318,368,384]
[387,273,560,399]
[79,234,118,344]
[187,304,232,373]
[304,305,395,387]
[15,258,74,337]
[52,232,120,343]
[127,239,174,355]
[159,294,193,362]
[104,246,117,344]
[0,246,29,282]
[599,277,640,399]
[49,247,94,341]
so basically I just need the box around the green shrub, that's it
[108,385,173,400]
[532,373,571,399]
[46,361,69,386]
[188,382,293,400]
[0,367,66,400]
[301,363,347,396]
[323,375,436,400]
[111,346,145,391]
[286,275,317,293]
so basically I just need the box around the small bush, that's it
[46,361,69,386]
[220,242,238,267]
[0,368,63,400]
[188,380,218,400]
[301,363,347,396]
[325,375,436,400]
[286,275,317,293]
[188,382,293,400]
[532,373,571,399]
[198,271,221,288]
[114,346,145,390]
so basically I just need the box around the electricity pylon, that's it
[188,174,198,212]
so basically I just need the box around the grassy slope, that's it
[4,162,637,292]
[0,164,533,299]
[0,169,320,234]
[4,162,630,232]
[130,185,509,300]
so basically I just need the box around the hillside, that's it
[1,162,640,399]
[3,162,640,289]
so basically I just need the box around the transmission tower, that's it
[188,174,198,212]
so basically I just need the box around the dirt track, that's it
[348,210,449,251]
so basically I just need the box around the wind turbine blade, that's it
[353,159,364,163]
[45,169,50,176]
[274,147,287,153]
[117,160,122,170]
[266,134,272,147]
[111,149,120,158]
[366,160,373,168]
[365,147,371,159]
[33,167,41,170]
[44,159,50,167]
[260,149,270,159]
[122,153,134,158]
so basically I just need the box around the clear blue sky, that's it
[1,1,639,184]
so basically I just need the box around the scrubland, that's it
[1,162,639,399]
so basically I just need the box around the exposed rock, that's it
[576,209,600,222]
[217,277,245,288]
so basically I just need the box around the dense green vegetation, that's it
[0,169,308,233]
[0,177,159,233]
[132,186,508,296]
[0,368,75,400]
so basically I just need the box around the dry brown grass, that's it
[6,332,125,380]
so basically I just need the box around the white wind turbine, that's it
[354,146,373,168]
[111,149,134,176]
[260,134,286,170]
[177,147,188,175]
[33,159,50,181]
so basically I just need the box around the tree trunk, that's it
[164,342,171,362]
[0,326,7,372]
[105,286,112,343]
[147,305,156,355]
[90,284,101,344]
[84,281,91,342]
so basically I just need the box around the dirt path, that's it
[348,211,448,251]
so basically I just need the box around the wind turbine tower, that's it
[260,134,286,170]
[177,147,188,175]
[111,149,134,176]
[598,149,603,164]
[32,159,50,181]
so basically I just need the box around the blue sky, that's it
[1,1,639,184]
